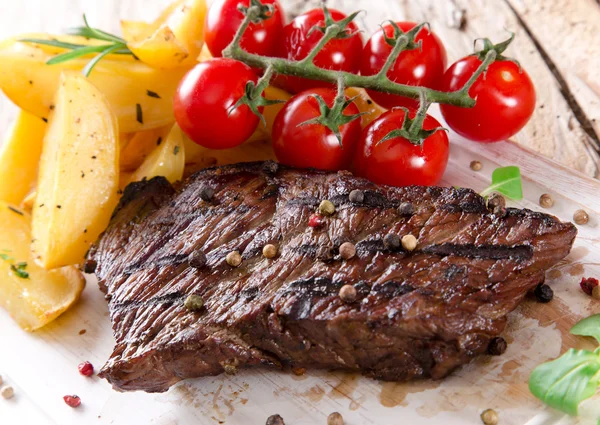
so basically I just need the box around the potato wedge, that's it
[122,0,207,69]
[20,189,37,213]
[0,38,188,133]
[128,124,185,185]
[0,110,46,205]
[32,72,120,269]
[0,203,84,331]
[120,126,171,171]
[345,87,387,128]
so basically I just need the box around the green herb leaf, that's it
[480,166,523,200]
[0,253,13,262]
[81,43,124,77]
[571,314,600,344]
[67,15,127,45]
[529,348,600,416]
[45,44,115,65]
[10,262,29,279]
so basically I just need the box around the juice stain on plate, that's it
[379,380,440,408]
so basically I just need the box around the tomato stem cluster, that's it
[222,1,495,109]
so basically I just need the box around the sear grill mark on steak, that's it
[88,161,577,392]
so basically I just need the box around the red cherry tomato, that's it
[205,0,285,58]
[272,88,362,170]
[174,58,261,150]
[360,22,447,110]
[354,108,449,186]
[276,8,363,94]
[440,57,536,143]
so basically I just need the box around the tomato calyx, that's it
[237,0,275,23]
[381,21,426,51]
[229,65,284,126]
[299,78,366,146]
[473,32,520,68]
[379,92,447,146]
[307,4,362,40]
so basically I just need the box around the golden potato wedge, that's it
[128,124,185,185]
[0,203,84,331]
[20,189,37,213]
[121,0,207,69]
[345,87,387,128]
[198,43,212,62]
[0,38,188,133]
[32,72,120,269]
[120,126,171,171]
[0,110,46,205]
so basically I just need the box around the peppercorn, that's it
[534,283,553,303]
[82,259,97,274]
[308,213,324,228]
[263,244,278,259]
[78,361,94,377]
[401,234,418,252]
[327,412,344,425]
[573,209,589,225]
[593,286,600,300]
[339,285,357,303]
[470,160,482,171]
[383,233,401,251]
[188,250,207,269]
[184,294,204,312]
[488,337,507,356]
[1,386,14,400]
[349,189,364,203]
[292,367,306,376]
[266,414,285,425]
[63,395,81,408]
[580,277,599,296]
[339,242,356,260]
[539,194,554,209]
[487,193,505,210]
[226,250,242,267]
[319,200,336,216]
[398,202,414,216]
[480,409,499,425]
[199,185,215,202]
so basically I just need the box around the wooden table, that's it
[1,0,599,178]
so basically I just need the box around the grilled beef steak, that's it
[89,162,577,392]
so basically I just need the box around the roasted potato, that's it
[32,72,120,269]
[0,203,84,331]
[120,126,171,171]
[128,124,185,184]
[122,0,207,69]
[345,87,387,128]
[0,38,188,133]
[0,110,46,205]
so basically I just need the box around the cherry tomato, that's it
[354,109,449,186]
[205,0,285,58]
[360,22,447,110]
[275,8,363,94]
[440,57,535,143]
[272,88,362,170]
[174,58,260,150]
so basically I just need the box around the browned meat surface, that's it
[89,162,577,392]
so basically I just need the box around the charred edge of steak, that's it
[111,176,175,220]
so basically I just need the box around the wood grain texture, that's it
[0,0,599,178]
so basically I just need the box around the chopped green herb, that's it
[173,146,180,155]
[156,137,162,146]
[480,166,523,200]
[0,253,13,262]
[529,314,600,418]
[146,90,161,99]
[136,103,143,124]
[7,206,24,216]
[10,262,29,279]
[42,117,48,123]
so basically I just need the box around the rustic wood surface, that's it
[0,0,599,179]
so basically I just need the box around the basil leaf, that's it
[571,314,600,344]
[480,166,523,200]
[529,348,600,416]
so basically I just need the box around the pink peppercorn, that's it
[78,361,94,377]
[63,395,81,408]
[308,213,323,228]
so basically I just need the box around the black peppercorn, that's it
[398,202,414,216]
[349,189,364,203]
[383,233,401,251]
[488,337,508,355]
[199,185,215,202]
[188,251,207,269]
[534,283,554,303]
[266,414,285,425]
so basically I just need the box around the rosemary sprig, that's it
[20,15,134,77]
